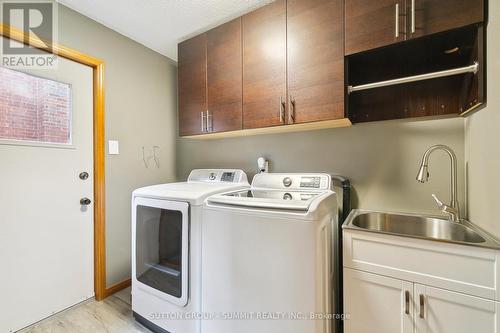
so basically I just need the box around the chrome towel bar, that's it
[348,61,479,94]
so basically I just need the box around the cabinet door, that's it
[178,34,207,136]
[242,0,287,129]
[207,18,242,133]
[345,0,406,55]
[415,284,499,333]
[287,0,344,124]
[409,0,484,39]
[344,268,413,333]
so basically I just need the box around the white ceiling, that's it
[57,0,274,61]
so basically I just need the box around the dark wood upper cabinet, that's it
[410,0,484,39]
[346,0,484,55]
[242,0,287,129]
[207,18,243,133]
[178,34,207,136]
[346,0,406,55]
[348,25,483,122]
[178,0,485,136]
[287,0,345,123]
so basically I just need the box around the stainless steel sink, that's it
[344,210,500,249]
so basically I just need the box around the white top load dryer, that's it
[202,173,338,333]
[131,169,249,333]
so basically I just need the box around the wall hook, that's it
[142,146,149,168]
[153,146,160,168]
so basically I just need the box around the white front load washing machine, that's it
[202,173,338,333]
[131,169,249,333]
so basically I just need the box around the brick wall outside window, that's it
[0,66,71,144]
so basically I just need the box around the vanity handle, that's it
[395,3,400,38]
[419,294,425,318]
[405,290,410,315]
[411,0,416,34]
[279,97,285,123]
[289,96,296,123]
[206,110,213,132]
[201,111,206,132]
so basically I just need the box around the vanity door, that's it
[344,268,414,333]
[242,0,287,129]
[345,0,407,55]
[178,34,207,136]
[408,0,484,39]
[207,18,243,133]
[415,284,499,333]
[286,0,344,124]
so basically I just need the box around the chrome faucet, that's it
[416,145,460,223]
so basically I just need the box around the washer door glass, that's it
[136,204,186,300]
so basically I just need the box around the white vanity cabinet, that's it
[343,230,500,333]
[415,284,499,333]
[344,269,413,333]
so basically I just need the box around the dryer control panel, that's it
[187,169,248,184]
[252,173,331,190]
[300,176,324,189]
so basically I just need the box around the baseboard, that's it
[104,278,131,298]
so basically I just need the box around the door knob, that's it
[80,197,92,206]
[79,172,89,180]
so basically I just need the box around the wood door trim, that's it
[0,24,107,301]
[105,278,131,298]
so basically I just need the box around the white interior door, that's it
[0,41,94,332]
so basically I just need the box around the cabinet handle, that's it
[289,97,296,123]
[411,0,416,34]
[395,3,400,38]
[201,111,206,132]
[419,294,425,318]
[280,97,285,123]
[206,110,213,132]
[404,290,410,315]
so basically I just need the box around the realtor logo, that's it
[1,0,58,68]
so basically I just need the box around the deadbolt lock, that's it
[80,198,92,206]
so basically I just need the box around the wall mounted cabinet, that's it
[207,18,243,133]
[346,0,484,55]
[287,0,345,124]
[178,0,349,138]
[242,0,287,129]
[410,0,484,39]
[178,0,486,138]
[345,0,407,55]
[178,20,243,136]
[347,25,484,122]
[178,34,207,136]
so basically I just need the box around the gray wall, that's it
[177,117,465,216]
[57,5,178,286]
[465,0,500,238]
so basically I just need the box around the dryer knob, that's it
[283,177,292,187]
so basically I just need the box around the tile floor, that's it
[18,288,150,333]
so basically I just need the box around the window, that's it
[0,66,71,145]
[136,205,184,298]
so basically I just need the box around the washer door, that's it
[133,197,189,306]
